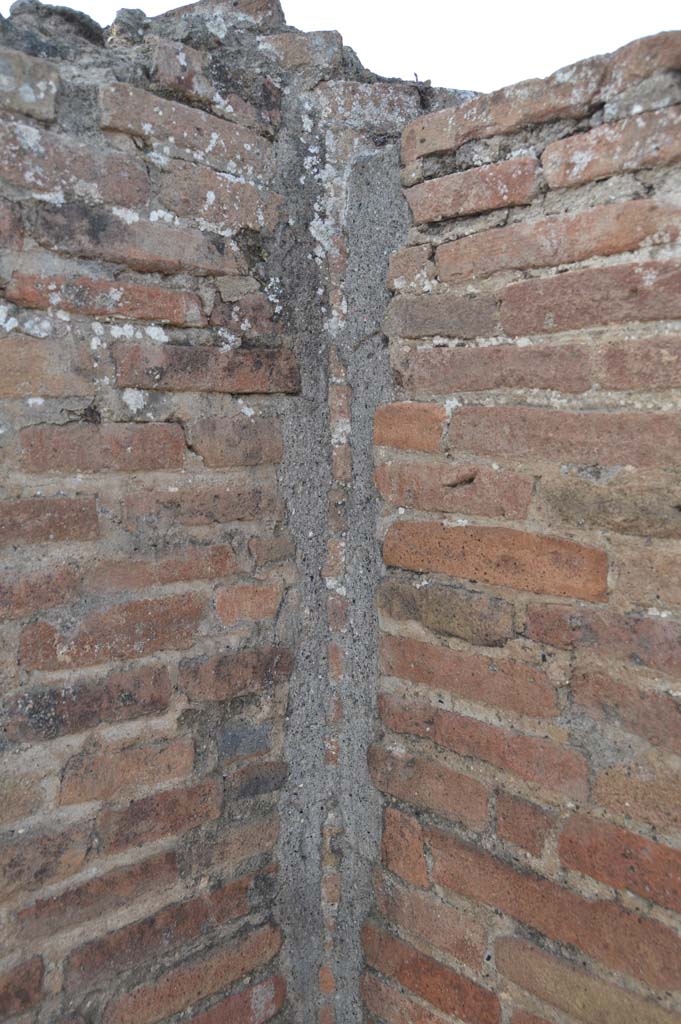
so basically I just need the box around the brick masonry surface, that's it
[0,4,680,1024]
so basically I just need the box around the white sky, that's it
[0,0,678,92]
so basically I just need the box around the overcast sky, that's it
[1,0,678,92]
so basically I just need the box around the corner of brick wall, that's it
[367,30,681,1024]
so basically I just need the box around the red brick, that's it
[7,274,205,326]
[0,496,99,548]
[387,244,434,291]
[179,645,293,702]
[35,202,242,277]
[97,777,222,853]
[526,603,681,678]
[103,923,281,1024]
[0,565,80,620]
[3,664,172,743]
[436,200,681,281]
[0,45,58,119]
[86,545,237,593]
[497,936,680,1024]
[381,693,588,801]
[99,82,271,178]
[189,416,283,466]
[0,957,44,1018]
[160,160,282,231]
[383,291,500,340]
[407,157,539,224]
[496,792,554,856]
[20,422,186,474]
[362,922,500,1024]
[429,827,681,990]
[542,106,681,187]
[0,116,148,205]
[501,261,681,336]
[374,403,445,453]
[362,972,451,1024]
[215,583,283,625]
[114,342,300,394]
[1,333,93,398]
[188,976,286,1024]
[0,820,92,899]
[60,736,194,805]
[375,459,532,518]
[393,341,591,393]
[559,814,681,913]
[123,475,280,528]
[15,851,179,940]
[572,668,681,756]
[597,336,681,390]
[381,806,428,888]
[593,761,681,832]
[384,521,608,602]
[374,869,485,969]
[369,744,488,830]
[380,634,557,719]
[20,593,205,670]
[450,406,681,469]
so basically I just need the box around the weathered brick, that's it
[407,157,539,224]
[429,827,681,990]
[15,851,179,940]
[602,32,681,99]
[393,341,591,393]
[450,406,681,469]
[375,459,532,518]
[60,736,194,805]
[526,603,681,677]
[0,565,80,621]
[215,582,282,625]
[20,422,186,474]
[362,972,453,1024]
[188,976,286,1024]
[501,261,681,335]
[97,777,222,853]
[0,766,45,826]
[86,545,237,593]
[249,533,295,567]
[103,924,281,1024]
[382,693,587,800]
[3,665,171,743]
[0,116,148,206]
[496,792,554,856]
[35,202,242,276]
[189,416,283,466]
[378,577,515,647]
[0,197,22,250]
[0,957,44,1018]
[0,45,58,119]
[383,292,500,340]
[7,274,205,326]
[19,593,205,670]
[613,541,681,609]
[380,634,556,719]
[0,820,92,899]
[226,759,288,799]
[593,761,681,832]
[374,869,485,969]
[207,815,280,875]
[381,807,428,888]
[597,336,681,390]
[123,475,280,528]
[496,936,680,1024]
[369,744,488,829]
[572,668,681,756]
[114,342,300,394]
[99,83,270,177]
[261,29,343,71]
[542,106,681,187]
[363,922,500,1024]
[0,496,99,548]
[387,244,434,291]
[535,470,681,538]
[0,333,93,399]
[559,814,681,913]
[180,645,293,702]
[384,521,608,601]
[374,403,445,452]
[219,721,271,763]
[159,160,282,231]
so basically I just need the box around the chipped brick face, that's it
[371,30,681,1024]
[1,6,680,1024]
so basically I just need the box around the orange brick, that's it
[215,582,282,625]
[374,402,445,452]
[407,157,539,224]
[375,459,532,518]
[381,807,428,888]
[496,792,554,856]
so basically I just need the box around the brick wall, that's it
[368,32,681,1024]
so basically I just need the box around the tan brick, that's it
[374,403,445,452]
[97,777,221,854]
[60,736,194,806]
[407,157,539,224]
[179,645,293,702]
[593,760,681,832]
[0,496,99,548]
[20,422,186,474]
[215,582,282,625]
[0,333,93,399]
[0,46,58,119]
[383,292,500,340]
